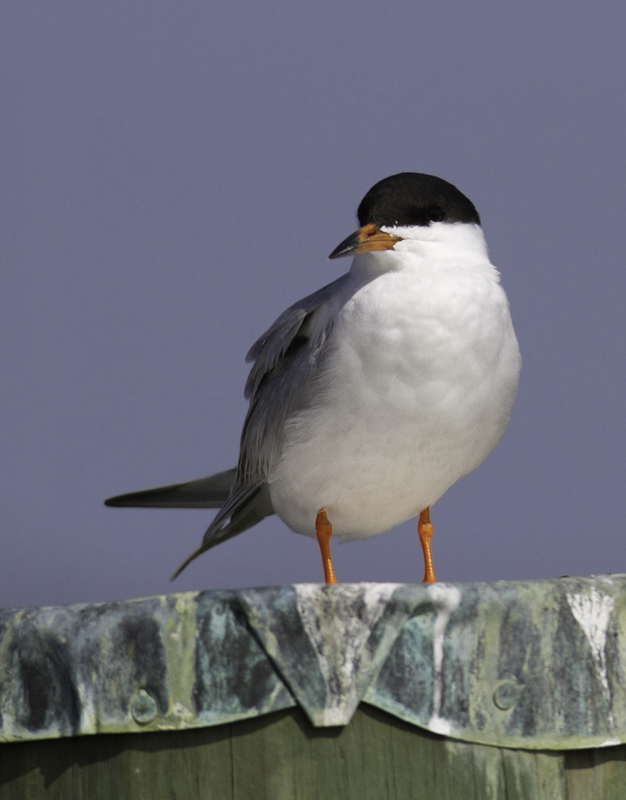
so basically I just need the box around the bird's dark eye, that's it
[428,207,444,223]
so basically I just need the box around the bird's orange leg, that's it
[418,507,436,583]
[316,509,337,585]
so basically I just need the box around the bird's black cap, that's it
[357,172,480,229]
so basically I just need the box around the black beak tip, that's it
[328,230,360,260]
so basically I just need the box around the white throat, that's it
[383,221,488,257]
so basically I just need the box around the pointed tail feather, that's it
[104,469,237,509]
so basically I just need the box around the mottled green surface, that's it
[2,578,626,750]
[2,706,626,800]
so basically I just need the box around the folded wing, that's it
[106,274,352,579]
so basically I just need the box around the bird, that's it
[105,172,521,585]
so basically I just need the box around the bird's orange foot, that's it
[316,509,338,584]
[418,507,436,583]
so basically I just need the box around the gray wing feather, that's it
[238,275,348,485]
[172,274,350,578]
[244,275,348,400]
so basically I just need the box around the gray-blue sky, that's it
[2,2,626,609]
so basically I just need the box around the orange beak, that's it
[328,223,402,259]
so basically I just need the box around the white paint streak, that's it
[566,587,615,727]
[427,583,461,735]
[78,688,97,734]
[428,716,452,736]
[295,583,397,724]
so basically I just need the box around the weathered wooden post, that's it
[2,577,626,798]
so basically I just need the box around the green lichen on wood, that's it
[2,577,626,751]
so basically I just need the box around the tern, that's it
[106,172,520,584]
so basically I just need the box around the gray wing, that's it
[171,274,350,578]
[238,273,349,485]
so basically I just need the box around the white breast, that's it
[269,224,520,540]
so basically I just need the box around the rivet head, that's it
[493,680,520,710]
[131,690,158,724]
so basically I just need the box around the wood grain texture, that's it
[565,747,626,800]
[2,705,626,799]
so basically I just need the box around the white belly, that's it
[269,265,520,540]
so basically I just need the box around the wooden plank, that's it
[0,725,234,800]
[501,748,566,800]
[601,746,626,800]
[10,706,626,800]
[565,750,605,800]
[565,746,626,800]
[229,704,550,800]
[441,738,505,800]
